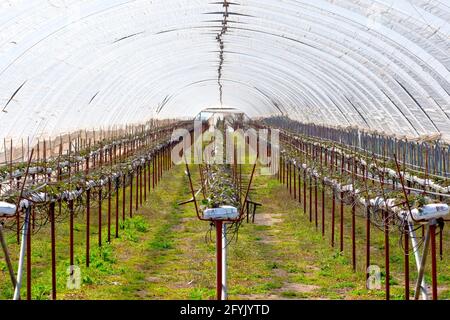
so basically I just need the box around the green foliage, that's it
[188,287,213,300]
[33,284,52,300]
[88,244,116,273]
[120,216,149,242]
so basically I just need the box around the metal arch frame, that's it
[14,27,426,139]
[0,1,448,141]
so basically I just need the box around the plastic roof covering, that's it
[0,0,449,144]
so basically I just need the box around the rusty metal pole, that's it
[115,179,119,238]
[130,173,133,218]
[384,210,390,300]
[98,189,102,247]
[278,157,281,182]
[139,165,143,206]
[108,178,111,243]
[314,177,318,230]
[122,176,126,221]
[152,158,155,189]
[144,161,147,202]
[289,162,292,195]
[404,224,410,300]
[303,170,307,213]
[49,202,56,299]
[340,192,344,252]
[148,159,152,193]
[366,205,371,286]
[331,190,335,247]
[321,179,325,236]
[69,199,74,267]
[352,196,356,271]
[135,167,139,212]
[26,208,32,300]
[430,223,438,300]
[309,175,312,223]
[159,150,162,183]
[86,189,90,267]
[293,165,297,200]
[216,221,223,300]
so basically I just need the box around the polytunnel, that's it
[0,0,449,304]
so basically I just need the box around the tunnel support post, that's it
[216,220,223,300]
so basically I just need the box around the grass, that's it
[0,162,448,300]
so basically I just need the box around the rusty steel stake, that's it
[352,197,356,271]
[98,189,102,247]
[303,170,307,213]
[430,223,438,300]
[309,176,312,222]
[321,180,325,236]
[49,202,56,299]
[108,179,111,243]
[144,162,147,202]
[384,211,390,300]
[115,179,119,238]
[404,224,410,300]
[86,189,90,267]
[366,205,370,286]
[26,209,31,300]
[130,174,133,218]
[293,165,297,200]
[122,176,126,221]
[139,165,143,206]
[340,192,344,252]
[314,177,318,230]
[331,190,335,247]
[69,199,74,266]
[135,168,139,212]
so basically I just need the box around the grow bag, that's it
[203,205,239,220]
[0,201,16,216]
[400,203,449,222]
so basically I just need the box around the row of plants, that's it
[0,122,193,206]
[280,129,450,196]
[200,164,240,210]
[280,140,447,219]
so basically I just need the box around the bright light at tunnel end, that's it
[171,120,280,175]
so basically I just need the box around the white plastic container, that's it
[203,205,239,220]
[409,203,449,222]
[0,201,16,216]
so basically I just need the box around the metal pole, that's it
[430,223,438,300]
[384,211,390,300]
[222,223,227,300]
[86,189,91,267]
[69,199,74,266]
[130,174,133,218]
[49,202,56,299]
[408,222,428,300]
[352,197,356,271]
[331,190,335,247]
[404,224,410,300]
[340,192,344,252]
[115,180,119,238]
[98,189,102,247]
[13,206,31,300]
[26,206,31,300]
[108,178,111,243]
[216,221,223,300]
[0,223,17,289]
[122,176,126,221]
[321,180,325,236]
[365,205,370,286]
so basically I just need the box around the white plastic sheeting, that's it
[0,0,449,143]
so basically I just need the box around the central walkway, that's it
[58,164,378,300]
